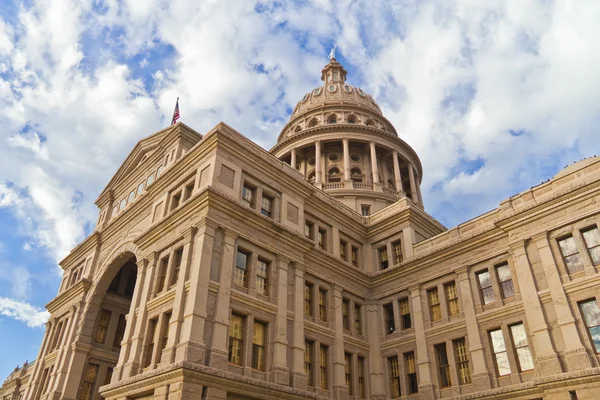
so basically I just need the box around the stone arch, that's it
[328,167,342,182]
[346,114,358,124]
[308,118,319,128]
[327,114,338,124]
[351,167,363,183]
[365,119,375,126]
[294,125,302,133]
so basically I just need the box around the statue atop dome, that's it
[328,43,337,60]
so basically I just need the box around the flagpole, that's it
[171,97,179,125]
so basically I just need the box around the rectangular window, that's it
[454,338,471,384]
[579,299,600,352]
[496,263,515,299]
[128,190,136,205]
[79,363,99,400]
[241,185,255,208]
[146,172,156,187]
[39,368,50,395]
[510,323,534,371]
[320,345,328,389]
[342,299,350,330]
[52,320,64,350]
[435,343,451,388]
[157,256,169,293]
[558,235,584,274]
[228,313,244,365]
[234,250,249,288]
[405,351,418,394]
[305,341,314,386]
[94,309,112,344]
[399,298,412,329]
[144,318,158,368]
[171,247,184,287]
[477,270,494,305]
[358,356,366,398]
[384,303,395,334]
[252,321,266,371]
[490,328,511,376]
[304,283,313,316]
[158,312,172,363]
[389,356,401,397]
[340,240,347,261]
[379,246,389,269]
[318,228,327,250]
[345,353,353,395]
[170,192,181,211]
[392,240,403,264]
[305,220,314,239]
[582,226,600,266]
[137,181,145,196]
[319,289,327,321]
[104,367,114,385]
[428,288,441,321]
[256,259,269,296]
[183,182,194,201]
[354,304,362,334]
[351,246,359,267]
[113,314,126,348]
[361,205,370,216]
[261,195,273,217]
[445,282,460,317]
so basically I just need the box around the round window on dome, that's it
[350,153,361,162]
[302,93,309,102]
[328,153,340,162]
[344,85,352,93]
[357,88,366,97]
[328,85,337,93]
[308,157,316,166]
[313,88,322,96]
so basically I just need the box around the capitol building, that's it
[3,58,600,400]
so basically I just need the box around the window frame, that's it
[581,226,600,266]
[428,288,442,322]
[477,270,495,305]
[435,343,452,388]
[496,263,515,299]
[388,355,401,397]
[228,313,244,366]
[251,320,267,371]
[399,298,412,330]
[454,338,471,384]
[557,234,585,274]
[579,298,600,353]
[445,282,460,317]
[234,249,250,288]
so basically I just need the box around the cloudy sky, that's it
[1,0,600,379]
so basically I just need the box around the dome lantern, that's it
[321,57,347,84]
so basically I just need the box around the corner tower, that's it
[270,57,423,214]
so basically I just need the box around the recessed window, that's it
[128,190,135,204]
[261,195,273,218]
[319,289,327,321]
[340,239,347,261]
[342,299,350,330]
[345,353,353,396]
[496,263,515,298]
[304,283,313,316]
[347,115,357,124]
[242,184,255,208]
[234,250,249,288]
[328,153,340,162]
[157,165,164,177]
[228,313,244,365]
[428,288,441,321]
[454,338,471,384]
[477,270,494,305]
[354,304,362,334]
[320,345,329,389]
[119,198,126,210]
[252,321,266,370]
[435,343,451,388]
[399,298,411,330]
[305,341,314,386]
[94,309,112,344]
[308,118,319,128]
[389,356,400,397]
[327,115,337,124]
[328,85,337,93]
[558,235,584,274]
[365,119,375,126]
[318,228,327,250]
[308,157,316,166]
[170,192,181,211]
[405,352,418,394]
[581,226,600,266]
[510,323,534,371]
[305,220,314,239]
[361,205,371,216]
[392,240,402,264]
[113,314,126,348]
[351,246,359,267]
[445,282,460,316]
[378,246,388,269]
[183,183,194,202]
[328,167,341,183]
[358,357,366,397]
[490,328,511,376]
[146,172,155,187]
[137,182,145,196]
[579,299,600,352]
[256,259,269,296]
[350,153,361,162]
[383,303,395,334]
[344,85,352,93]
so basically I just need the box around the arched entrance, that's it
[77,254,138,400]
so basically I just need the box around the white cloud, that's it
[0,297,50,328]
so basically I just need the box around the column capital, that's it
[531,231,550,245]
[408,283,421,295]
[332,282,344,294]
[182,226,197,243]
[294,262,306,275]
[342,137,350,142]
[315,139,321,144]
[455,266,469,279]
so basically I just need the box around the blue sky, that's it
[2,0,600,380]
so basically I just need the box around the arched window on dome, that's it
[294,125,303,133]
[307,171,316,183]
[347,115,357,124]
[350,168,363,183]
[327,114,338,124]
[328,167,342,183]
[308,118,319,128]
[365,119,375,127]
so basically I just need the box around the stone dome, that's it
[554,156,600,179]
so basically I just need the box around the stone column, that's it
[332,284,348,400]
[408,165,419,205]
[50,304,81,395]
[410,285,435,399]
[207,229,237,369]
[161,227,196,365]
[509,242,564,375]
[291,148,297,170]
[369,142,380,185]
[533,233,593,370]
[365,302,385,400]
[270,256,290,386]
[315,140,322,188]
[455,268,491,391]
[177,223,216,363]
[291,264,307,389]
[23,320,53,399]
[392,151,403,193]
[402,228,415,259]
[343,138,351,188]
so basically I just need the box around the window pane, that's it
[496,352,511,376]
[490,330,506,352]
[478,271,491,288]
[482,287,495,304]
[510,324,529,348]
[589,326,600,352]
[583,228,600,248]
[589,247,600,266]
[236,251,247,269]
[580,300,600,327]
[565,254,584,273]
[516,347,534,371]
[497,264,511,282]
[559,236,578,256]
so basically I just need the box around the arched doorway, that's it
[77,255,138,400]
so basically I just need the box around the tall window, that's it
[581,226,600,266]
[351,246,359,267]
[354,304,362,334]
[496,263,515,298]
[384,303,395,334]
[345,353,353,395]
[113,314,126,348]
[305,220,314,239]
[157,256,169,293]
[454,338,471,384]
[319,289,327,321]
[445,282,460,317]
[358,356,366,398]
[361,205,370,216]
[399,298,412,329]
[342,299,350,330]
[252,321,266,370]
[304,283,313,316]
[104,367,114,385]
[52,320,64,350]
[558,235,584,274]
[579,299,600,352]
[144,318,158,368]
[305,341,314,386]
[234,250,249,288]
[318,228,327,250]
[241,185,255,207]
[94,309,112,344]
[261,195,273,217]
[389,356,401,397]
[379,247,389,269]
[477,270,494,305]
[490,328,511,376]
[405,352,418,394]
[171,247,183,286]
[79,363,99,400]
[256,259,269,296]
[158,312,172,363]
[435,343,451,388]
[228,313,244,365]
[510,323,534,371]
[320,345,328,389]
[340,240,347,261]
[392,240,403,264]
[428,288,441,321]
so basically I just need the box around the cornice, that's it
[46,279,91,314]
[59,231,101,268]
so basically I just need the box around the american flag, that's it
[171,97,180,125]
